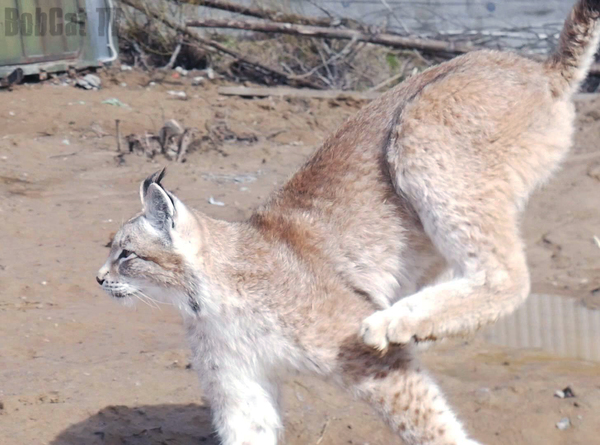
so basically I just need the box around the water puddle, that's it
[484,294,600,362]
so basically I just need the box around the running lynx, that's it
[97,1,600,443]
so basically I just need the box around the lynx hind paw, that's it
[360,310,392,351]
[360,306,416,350]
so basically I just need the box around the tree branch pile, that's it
[118,0,600,89]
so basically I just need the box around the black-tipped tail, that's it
[546,0,600,95]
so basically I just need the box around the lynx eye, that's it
[118,249,136,260]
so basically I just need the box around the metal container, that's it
[0,0,118,78]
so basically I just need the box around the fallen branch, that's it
[120,0,324,89]
[174,0,361,28]
[185,18,474,54]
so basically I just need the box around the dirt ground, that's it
[1,68,599,445]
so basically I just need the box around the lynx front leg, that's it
[202,372,282,445]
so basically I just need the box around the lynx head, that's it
[96,169,202,313]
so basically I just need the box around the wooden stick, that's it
[162,41,182,70]
[185,18,474,54]
[120,0,323,89]
[115,119,122,152]
[174,0,361,28]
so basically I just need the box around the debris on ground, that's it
[191,76,205,86]
[102,98,128,107]
[75,74,101,90]
[556,417,571,430]
[167,90,187,100]
[202,172,260,185]
[175,66,188,76]
[124,120,199,162]
[208,196,225,206]
[562,386,576,398]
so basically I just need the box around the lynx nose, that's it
[96,275,105,286]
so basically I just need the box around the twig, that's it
[134,43,151,70]
[290,36,358,80]
[163,40,182,70]
[48,151,79,159]
[316,418,330,445]
[121,0,324,89]
[115,119,122,152]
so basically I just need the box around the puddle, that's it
[484,294,600,362]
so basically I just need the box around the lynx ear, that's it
[140,168,167,205]
[144,183,175,229]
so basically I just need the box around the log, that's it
[175,0,361,28]
[120,0,324,89]
[185,18,474,54]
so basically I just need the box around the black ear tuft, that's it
[142,167,166,197]
[140,167,169,206]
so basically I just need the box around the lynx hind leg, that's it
[362,124,531,350]
[338,342,481,445]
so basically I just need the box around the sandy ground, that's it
[1,69,599,445]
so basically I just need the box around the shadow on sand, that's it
[50,403,219,445]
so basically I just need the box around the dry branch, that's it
[175,0,361,28]
[185,18,474,54]
[120,0,323,89]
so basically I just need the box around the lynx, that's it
[97,1,600,444]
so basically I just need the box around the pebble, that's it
[175,66,188,76]
[556,417,570,430]
[554,390,565,399]
[8,111,15,116]
[208,196,225,206]
[62,139,70,145]
[121,64,132,71]
[191,76,204,86]
[167,90,187,99]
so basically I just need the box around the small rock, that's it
[208,196,225,206]
[120,64,132,71]
[206,67,215,80]
[191,76,204,86]
[8,111,15,116]
[75,73,101,90]
[102,98,127,107]
[175,66,188,76]
[554,390,565,399]
[62,139,70,145]
[562,386,575,398]
[120,82,127,87]
[556,417,570,430]
[167,90,187,100]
